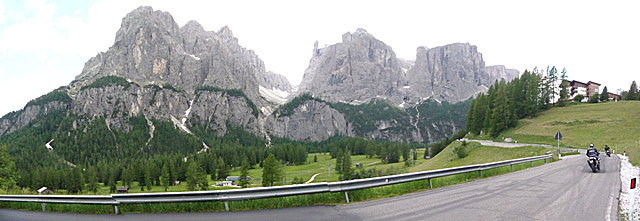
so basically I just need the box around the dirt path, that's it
[460,139,552,148]
[305,173,321,184]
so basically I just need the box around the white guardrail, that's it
[0,154,552,214]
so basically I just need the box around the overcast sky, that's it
[1,0,638,117]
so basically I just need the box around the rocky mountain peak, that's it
[217,26,236,41]
[299,30,518,106]
[181,20,205,34]
[299,28,407,104]
[114,6,180,45]
[341,28,375,43]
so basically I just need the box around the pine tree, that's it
[558,80,570,107]
[239,160,249,188]
[471,94,487,135]
[341,151,352,181]
[489,81,513,137]
[145,165,152,191]
[335,148,344,173]
[547,66,558,105]
[160,163,170,192]
[86,166,98,193]
[109,174,117,193]
[123,166,134,188]
[70,167,84,194]
[186,161,198,191]
[209,157,218,181]
[262,154,281,187]
[198,167,208,191]
[465,98,476,133]
[628,81,639,100]
[217,159,230,182]
[600,86,609,102]
[169,160,178,185]
[0,145,18,191]
[313,154,318,162]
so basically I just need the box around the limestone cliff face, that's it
[406,43,519,103]
[259,71,294,94]
[298,32,518,105]
[298,29,409,104]
[265,100,353,142]
[0,100,68,136]
[61,6,290,136]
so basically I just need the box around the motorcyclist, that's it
[604,145,610,152]
[586,143,600,157]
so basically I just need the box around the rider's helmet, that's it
[590,143,594,148]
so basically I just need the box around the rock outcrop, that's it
[298,29,409,104]
[266,100,352,141]
[61,6,292,136]
[298,31,518,105]
[406,43,519,103]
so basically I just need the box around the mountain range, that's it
[0,6,517,165]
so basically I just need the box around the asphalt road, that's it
[0,154,620,221]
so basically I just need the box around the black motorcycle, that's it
[587,156,600,172]
[606,149,611,157]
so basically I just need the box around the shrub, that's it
[573,94,584,102]
[588,93,600,103]
[455,142,469,158]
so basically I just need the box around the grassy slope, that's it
[485,101,640,165]
[72,140,555,194]
[411,141,551,172]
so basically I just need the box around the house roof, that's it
[117,187,129,190]
[587,81,601,86]
[226,176,252,181]
[37,187,48,193]
[570,80,588,87]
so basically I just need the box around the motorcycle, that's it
[587,156,600,172]
[606,149,611,157]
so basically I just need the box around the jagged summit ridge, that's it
[298,30,519,106]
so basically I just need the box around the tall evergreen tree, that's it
[547,66,558,105]
[335,148,344,173]
[186,161,198,191]
[145,165,152,191]
[160,163,170,192]
[109,173,117,193]
[341,151,352,181]
[628,81,639,100]
[465,98,476,133]
[86,166,98,193]
[217,161,230,182]
[69,167,84,194]
[239,160,249,188]
[558,80,570,107]
[600,86,609,102]
[560,67,568,80]
[122,166,133,188]
[0,145,18,191]
[262,154,281,187]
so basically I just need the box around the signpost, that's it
[631,178,637,220]
[555,131,562,158]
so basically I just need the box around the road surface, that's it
[0,154,620,221]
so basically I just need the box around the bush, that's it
[573,94,584,102]
[588,93,600,103]
[455,142,469,158]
